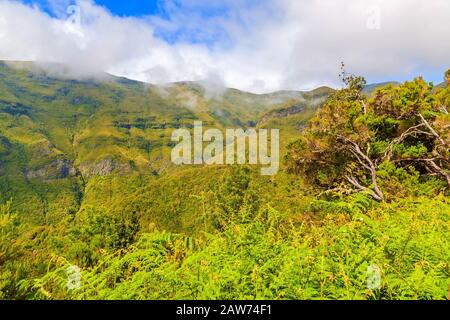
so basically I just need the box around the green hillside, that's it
[0,61,449,300]
[0,61,328,224]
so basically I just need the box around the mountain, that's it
[1,61,448,300]
[362,81,400,96]
[0,60,330,174]
[3,61,433,228]
[0,61,331,226]
[434,82,447,90]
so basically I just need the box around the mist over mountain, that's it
[0,60,327,207]
[0,56,449,300]
[1,60,443,187]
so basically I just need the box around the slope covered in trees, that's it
[0,63,449,300]
[286,66,449,201]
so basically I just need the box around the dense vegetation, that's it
[0,62,449,300]
[286,65,449,200]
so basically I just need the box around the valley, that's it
[0,61,448,300]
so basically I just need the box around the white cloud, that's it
[0,0,449,93]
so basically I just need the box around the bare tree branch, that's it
[418,113,447,146]
[360,100,367,115]
[393,157,450,187]
[425,159,450,186]
[383,123,433,160]
[345,175,383,201]
[337,135,384,201]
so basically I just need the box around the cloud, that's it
[0,0,161,78]
[0,0,449,93]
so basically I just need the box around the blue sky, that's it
[85,0,162,16]
[23,0,162,16]
[2,0,449,92]
[22,0,234,18]
[20,0,240,46]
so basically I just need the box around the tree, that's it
[286,67,449,201]
[375,78,449,187]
